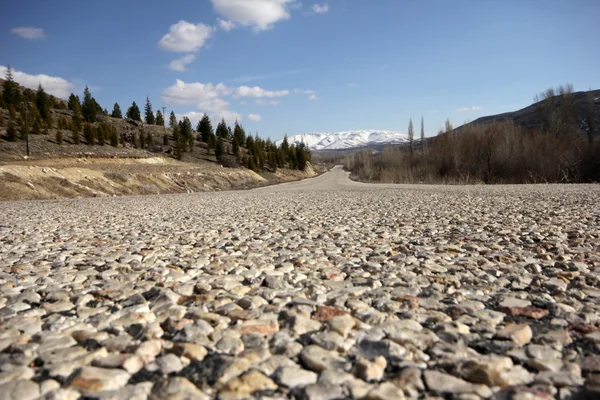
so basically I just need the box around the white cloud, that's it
[312,3,329,14]
[169,54,196,71]
[217,18,237,31]
[162,80,290,125]
[0,65,75,99]
[177,109,241,126]
[210,0,295,31]
[158,21,213,52]
[162,79,231,106]
[347,82,359,88]
[11,27,45,40]
[256,99,280,106]
[248,113,262,122]
[294,88,318,100]
[456,106,483,112]
[233,86,289,98]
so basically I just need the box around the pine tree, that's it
[56,128,63,145]
[296,142,307,171]
[180,117,193,148]
[3,66,21,107]
[111,103,123,118]
[126,101,141,121]
[110,127,119,147]
[408,118,414,154]
[198,114,214,142]
[32,114,42,135]
[233,121,246,147]
[163,133,169,145]
[71,122,80,144]
[0,111,4,127]
[97,125,105,146]
[420,116,425,153]
[68,93,80,112]
[18,105,28,140]
[144,96,155,124]
[215,137,224,161]
[81,86,96,122]
[169,111,177,128]
[155,110,164,126]
[6,106,17,141]
[232,137,240,157]
[35,84,50,121]
[46,112,54,131]
[216,118,228,139]
[83,123,95,145]
[172,124,184,160]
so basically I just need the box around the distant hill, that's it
[454,89,600,135]
[277,130,409,151]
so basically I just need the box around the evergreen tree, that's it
[227,126,233,141]
[139,131,146,148]
[68,93,80,113]
[46,112,54,131]
[111,102,123,118]
[408,118,414,154]
[169,111,177,128]
[126,101,141,121]
[0,111,4,127]
[81,86,97,122]
[296,142,307,171]
[83,123,95,145]
[163,133,169,145]
[216,118,228,139]
[110,127,119,147]
[6,106,17,141]
[3,66,21,107]
[18,105,28,140]
[72,109,83,133]
[35,84,50,121]
[97,125,105,146]
[420,116,425,153]
[155,110,164,126]
[232,137,240,157]
[233,121,246,147]
[71,122,80,144]
[32,113,42,135]
[215,137,224,161]
[172,124,184,160]
[144,96,155,124]
[146,132,153,148]
[198,114,214,142]
[181,117,193,144]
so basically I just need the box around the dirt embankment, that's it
[0,157,318,201]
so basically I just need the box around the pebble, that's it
[0,178,598,398]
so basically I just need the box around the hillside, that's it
[455,89,600,135]
[0,80,320,200]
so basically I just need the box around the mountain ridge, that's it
[276,130,409,151]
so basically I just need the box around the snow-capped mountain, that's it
[276,130,409,151]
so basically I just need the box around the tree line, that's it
[0,66,311,171]
[344,85,599,183]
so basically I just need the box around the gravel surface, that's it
[1,166,600,400]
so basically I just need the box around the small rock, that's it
[355,356,387,382]
[495,324,532,346]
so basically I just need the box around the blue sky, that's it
[1,0,599,140]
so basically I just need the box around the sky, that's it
[1,0,599,141]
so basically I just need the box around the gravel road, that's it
[1,166,600,399]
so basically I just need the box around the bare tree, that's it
[408,118,414,154]
[420,116,425,153]
[586,91,596,147]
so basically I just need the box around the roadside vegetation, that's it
[344,85,599,183]
[0,66,311,172]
